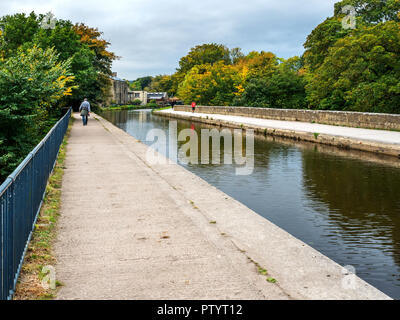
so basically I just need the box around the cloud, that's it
[0,0,337,79]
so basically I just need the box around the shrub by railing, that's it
[0,108,71,300]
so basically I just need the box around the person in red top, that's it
[191,101,196,113]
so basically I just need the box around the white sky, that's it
[1,0,337,80]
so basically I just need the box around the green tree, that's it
[303,17,350,72]
[147,74,174,95]
[306,20,400,113]
[177,61,240,105]
[241,51,279,79]
[229,47,245,64]
[235,57,307,109]
[0,11,116,181]
[169,72,186,97]
[130,76,153,91]
[334,0,400,24]
[0,12,40,57]
[304,0,400,72]
[34,19,116,108]
[0,46,75,180]
[177,43,231,74]
[0,12,116,109]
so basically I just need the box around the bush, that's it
[132,99,142,106]
[146,102,158,108]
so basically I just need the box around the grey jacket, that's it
[79,101,91,113]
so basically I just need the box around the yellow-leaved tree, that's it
[177,61,241,105]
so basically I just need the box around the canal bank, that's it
[156,109,400,158]
[54,112,390,299]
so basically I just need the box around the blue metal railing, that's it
[0,108,71,300]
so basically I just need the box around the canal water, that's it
[102,109,400,299]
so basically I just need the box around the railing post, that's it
[8,181,15,299]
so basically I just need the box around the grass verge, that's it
[101,104,172,112]
[152,106,172,112]
[13,116,74,300]
[104,104,144,111]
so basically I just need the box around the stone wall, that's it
[173,106,400,131]
[109,79,131,105]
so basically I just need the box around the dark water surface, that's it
[102,109,400,299]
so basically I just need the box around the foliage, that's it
[303,17,350,72]
[176,48,307,108]
[0,11,116,181]
[235,57,307,109]
[177,43,231,74]
[131,99,142,105]
[169,72,186,97]
[146,74,174,95]
[237,51,279,79]
[0,46,75,180]
[129,76,153,91]
[306,20,400,113]
[73,23,117,104]
[0,12,116,109]
[146,102,158,108]
[0,12,40,56]
[103,104,142,111]
[153,106,172,112]
[303,0,400,72]
[73,23,117,74]
[34,19,113,108]
[177,61,241,105]
[333,0,400,24]
[141,45,244,99]
[230,47,245,64]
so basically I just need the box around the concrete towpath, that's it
[54,112,390,300]
[158,109,400,157]
[159,109,400,145]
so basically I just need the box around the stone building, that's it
[108,73,169,106]
[131,91,148,105]
[108,73,133,105]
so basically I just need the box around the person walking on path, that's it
[79,98,91,126]
[191,101,196,113]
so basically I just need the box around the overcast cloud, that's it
[0,0,337,80]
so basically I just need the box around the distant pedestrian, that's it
[191,101,196,113]
[79,98,91,126]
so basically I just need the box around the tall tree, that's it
[177,43,231,74]
[305,20,400,113]
[74,23,117,75]
[0,11,117,181]
[0,12,40,57]
[146,74,174,95]
[130,76,153,91]
[235,56,307,109]
[303,17,350,72]
[304,0,400,72]
[334,0,400,24]
[0,12,117,109]
[177,61,240,106]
